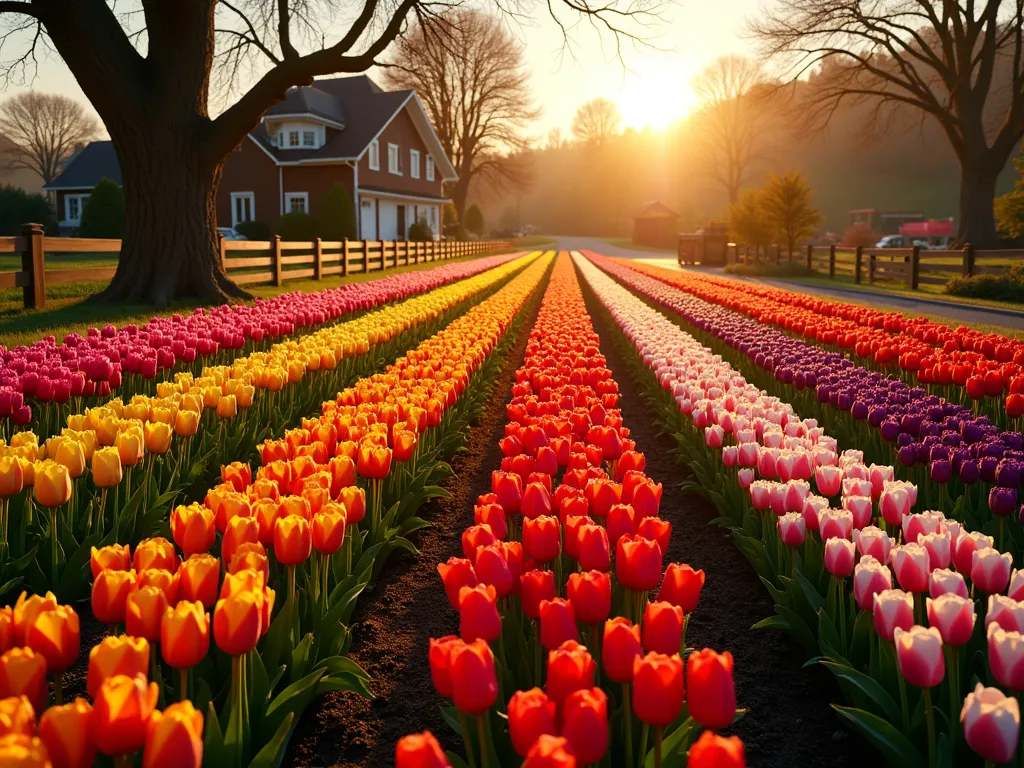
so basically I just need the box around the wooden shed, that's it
[633,201,679,249]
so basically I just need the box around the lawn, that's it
[606,237,674,254]
[0,237,549,349]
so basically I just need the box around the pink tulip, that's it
[894,625,944,688]
[873,589,914,641]
[814,464,842,497]
[926,594,975,646]
[757,448,779,478]
[902,510,945,544]
[737,443,758,468]
[953,531,993,574]
[790,450,813,481]
[917,531,951,571]
[890,543,930,593]
[853,555,893,611]
[782,481,810,514]
[988,596,1024,633]
[823,538,855,578]
[769,484,787,516]
[928,569,968,599]
[842,495,873,529]
[988,624,1024,691]
[801,495,828,533]
[868,464,894,499]
[749,481,771,511]
[972,548,1013,594]
[843,461,868,480]
[879,485,911,527]
[817,508,853,541]
[854,526,892,563]
[842,478,872,499]
[704,425,724,448]
[721,445,738,467]
[777,512,806,548]
[1009,569,1024,602]
[961,683,1020,764]
[812,447,837,469]
[737,468,754,489]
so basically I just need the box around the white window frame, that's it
[64,193,90,225]
[284,192,309,214]
[426,156,435,182]
[302,130,316,147]
[388,143,402,175]
[288,130,300,147]
[230,192,255,228]
[368,140,380,171]
[410,149,421,179]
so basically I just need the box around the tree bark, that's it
[957,158,1002,249]
[92,129,251,307]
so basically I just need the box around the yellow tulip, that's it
[216,395,237,420]
[0,456,24,498]
[115,430,144,468]
[33,461,71,508]
[53,441,85,479]
[144,422,172,455]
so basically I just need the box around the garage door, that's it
[359,199,376,240]
[378,201,398,240]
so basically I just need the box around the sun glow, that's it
[616,69,695,132]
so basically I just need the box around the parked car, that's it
[217,226,247,241]
[876,235,908,248]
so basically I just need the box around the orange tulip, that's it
[91,568,137,626]
[33,461,71,508]
[216,394,237,419]
[0,733,51,767]
[91,674,159,757]
[160,601,209,670]
[0,648,47,714]
[247,478,280,502]
[229,544,270,583]
[23,605,79,674]
[253,498,281,547]
[169,503,216,557]
[53,441,86,480]
[357,444,392,480]
[213,590,263,656]
[278,494,311,521]
[0,695,35,738]
[222,515,260,565]
[338,486,366,525]
[133,538,178,573]
[90,544,131,579]
[125,586,169,642]
[173,409,199,438]
[13,592,58,646]
[220,569,265,599]
[143,700,203,768]
[274,515,312,566]
[91,447,122,489]
[38,697,95,768]
[312,505,346,555]
[0,457,24,498]
[0,608,12,655]
[177,555,220,609]
[115,430,144,468]
[328,455,355,496]
[220,462,251,493]
[213,491,252,534]
[86,635,148,698]
[393,429,418,462]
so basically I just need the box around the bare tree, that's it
[690,55,767,205]
[750,1,1024,248]
[546,127,564,150]
[382,8,539,224]
[0,92,100,185]
[571,97,621,146]
[0,0,658,306]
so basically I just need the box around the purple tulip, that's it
[990,487,1018,517]
[930,460,952,484]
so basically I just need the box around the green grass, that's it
[0,244,544,349]
[606,238,674,254]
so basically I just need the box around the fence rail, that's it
[2,223,510,309]
[725,242,1024,291]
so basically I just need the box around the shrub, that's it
[464,204,484,237]
[275,211,317,241]
[408,217,433,242]
[841,222,880,247]
[725,262,814,278]
[79,178,124,238]
[316,183,357,241]
[234,220,271,241]
[0,185,54,236]
[946,265,1024,303]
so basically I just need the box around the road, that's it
[551,234,1024,331]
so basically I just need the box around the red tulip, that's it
[632,652,684,726]
[546,640,595,705]
[602,617,642,683]
[492,471,523,514]
[576,524,610,572]
[458,584,501,643]
[688,731,746,768]
[428,635,459,697]
[561,687,608,764]
[521,482,553,519]
[523,735,577,768]
[687,649,736,730]
[523,515,561,564]
[637,516,671,555]
[616,535,662,592]
[642,601,683,655]
[631,480,662,518]
[520,570,556,620]
[507,688,557,758]
[539,598,579,650]
[605,504,636,546]
[566,570,611,625]
[437,558,478,611]
[474,504,507,541]
[395,731,450,768]
[448,639,498,715]
[461,525,497,561]
[474,544,514,598]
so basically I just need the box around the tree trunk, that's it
[93,131,251,308]
[957,159,1002,249]
[450,177,471,230]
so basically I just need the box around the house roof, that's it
[634,201,679,220]
[43,141,122,190]
[266,85,348,126]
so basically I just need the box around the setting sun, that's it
[616,69,695,131]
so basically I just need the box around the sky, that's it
[0,0,764,139]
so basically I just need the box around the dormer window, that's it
[273,121,324,150]
[288,131,300,147]
[303,130,315,147]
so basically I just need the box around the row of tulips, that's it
[2,252,523,437]
[0,252,542,603]
[587,253,1024,572]
[577,252,1024,767]
[0,255,556,767]
[620,262,1024,427]
[395,254,745,768]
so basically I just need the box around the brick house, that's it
[43,76,458,239]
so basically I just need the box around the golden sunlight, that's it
[616,69,695,131]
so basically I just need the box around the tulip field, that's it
[2,249,1024,768]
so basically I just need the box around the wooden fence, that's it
[1,223,510,308]
[725,242,1020,291]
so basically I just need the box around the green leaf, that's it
[247,712,295,768]
[644,717,696,767]
[820,661,902,724]
[832,705,925,768]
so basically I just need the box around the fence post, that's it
[962,243,975,276]
[805,244,813,271]
[828,244,836,278]
[868,252,877,283]
[313,237,323,280]
[21,222,45,309]
[272,235,283,286]
[217,232,227,272]
[908,245,920,290]
[854,246,863,284]
[342,238,350,276]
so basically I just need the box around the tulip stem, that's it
[476,715,489,768]
[654,726,663,768]
[457,711,477,768]
[623,683,634,768]
[49,508,58,587]
[51,673,62,706]
[898,670,910,734]
[638,723,649,767]
[923,686,936,768]
[180,667,189,702]
[946,648,959,751]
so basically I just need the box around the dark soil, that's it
[287,285,545,768]
[581,270,872,768]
